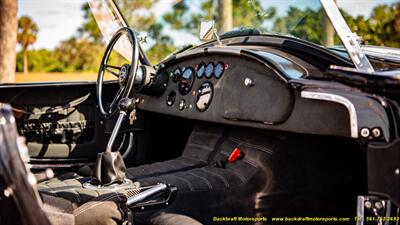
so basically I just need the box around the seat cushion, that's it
[42,192,127,225]
[151,212,203,225]
[135,127,284,191]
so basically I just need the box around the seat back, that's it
[181,122,225,162]
[0,104,51,225]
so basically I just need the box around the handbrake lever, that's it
[127,183,167,206]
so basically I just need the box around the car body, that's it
[1,0,400,224]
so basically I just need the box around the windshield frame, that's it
[320,0,374,73]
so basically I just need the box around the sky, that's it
[18,0,399,50]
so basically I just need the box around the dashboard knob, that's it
[179,99,186,111]
[244,78,254,87]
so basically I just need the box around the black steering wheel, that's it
[96,27,140,119]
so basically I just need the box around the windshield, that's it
[111,0,399,64]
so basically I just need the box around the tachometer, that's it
[205,62,214,78]
[197,62,206,78]
[179,67,195,95]
[214,62,224,79]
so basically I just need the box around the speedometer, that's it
[205,62,214,78]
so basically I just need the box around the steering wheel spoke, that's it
[106,64,122,70]
[109,87,125,113]
[105,67,120,78]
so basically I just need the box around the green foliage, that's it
[54,38,104,72]
[79,4,102,43]
[118,0,158,31]
[16,49,59,72]
[163,0,275,35]
[272,3,400,47]
[146,42,176,63]
[16,39,105,73]
[272,7,341,45]
[345,2,400,47]
[233,0,275,29]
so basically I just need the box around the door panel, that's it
[0,81,119,163]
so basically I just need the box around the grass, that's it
[15,72,116,83]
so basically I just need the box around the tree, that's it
[273,7,327,45]
[78,4,103,44]
[17,16,39,75]
[54,38,104,72]
[321,0,336,47]
[345,2,400,47]
[218,0,232,33]
[0,0,18,83]
[163,0,275,35]
[16,49,60,72]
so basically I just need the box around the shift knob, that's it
[118,98,135,112]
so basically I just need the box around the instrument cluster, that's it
[168,61,226,112]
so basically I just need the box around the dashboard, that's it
[138,52,294,125]
[135,46,391,141]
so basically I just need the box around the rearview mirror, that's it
[199,20,223,46]
[199,20,216,41]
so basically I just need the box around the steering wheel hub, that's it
[118,64,130,86]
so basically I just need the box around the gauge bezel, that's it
[205,62,215,79]
[172,67,182,83]
[166,91,176,106]
[178,67,195,95]
[214,62,225,79]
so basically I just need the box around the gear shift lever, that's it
[106,98,136,152]
[92,98,136,186]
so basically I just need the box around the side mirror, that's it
[199,20,215,41]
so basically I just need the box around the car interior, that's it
[1,14,400,224]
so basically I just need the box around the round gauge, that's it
[196,63,206,78]
[196,82,213,112]
[172,68,181,83]
[205,62,214,78]
[179,67,195,95]
[214,62,224,79]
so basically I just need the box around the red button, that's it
[228,147,241,162]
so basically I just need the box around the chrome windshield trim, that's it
[301,90,358,138]
[320,0,375,73]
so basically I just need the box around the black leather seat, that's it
[129,125,285,225]
[127,124,366,225]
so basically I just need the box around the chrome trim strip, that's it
[301,91,358,138]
